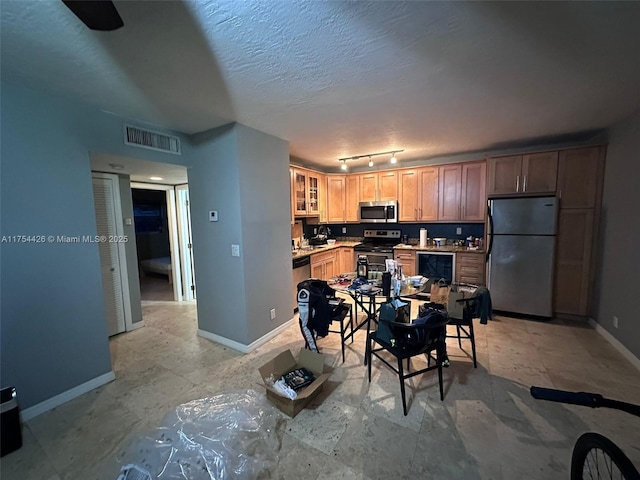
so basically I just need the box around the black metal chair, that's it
[327,301,353,363]
[447,296,478,368]
[366,313,449,416]
[298,279,353,363]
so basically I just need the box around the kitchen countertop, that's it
[292,241,484,259]
[392,244,486,254]
[292,241,361,259]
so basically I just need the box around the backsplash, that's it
[302,220,484,242]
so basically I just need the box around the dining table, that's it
[327,272,430,349]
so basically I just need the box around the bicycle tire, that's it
[571,432,640,480]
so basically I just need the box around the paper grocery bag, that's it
[447,290,466,319]
[430,279,450,305]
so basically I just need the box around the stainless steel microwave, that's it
[358,201,398,223]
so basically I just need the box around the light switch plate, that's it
[231,244,240,257]
[456,227,462,235]
[209,211,218,222]
[124,218,132,226]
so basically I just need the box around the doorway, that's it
[131,182,194,302]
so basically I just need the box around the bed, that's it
[140,256,173,283]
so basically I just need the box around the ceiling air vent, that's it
[124,124,181,155]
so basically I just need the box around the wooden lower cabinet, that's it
[455,253,486,286]
[338,247,355,274]
[554,209,594,316]
[393,249,416,277]
[311,250,337,281]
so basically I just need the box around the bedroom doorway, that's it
[131,182,186,301]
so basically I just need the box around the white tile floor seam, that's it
[2,303,640,480]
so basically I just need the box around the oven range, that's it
[353,229,401,269]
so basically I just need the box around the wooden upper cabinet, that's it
[292,168,308,216]
[557,147,604,209]
[438,164,462,221]
[398,169,419,222]
[290,168,295,224]
[326,175,346,223]
[359,173,377,202]
[345,175,360,222]
[359,171,398,202]
[487,155,522,195]
[378,171,398,200]
[461,162,486,221]
[488,152,557,195]
[291,168,326,217]
[419,167,439,221]
[522,151,558,193]
[317,173,327,222]
[398,167,438,221]
[307,172,321,216]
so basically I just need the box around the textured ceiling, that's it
[2,1,639,171]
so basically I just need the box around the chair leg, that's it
[469,319,477,368]
[367,335,372,381]
[456,325,462,348]
[339,319,346,364]
[349,305,354,343]
[398,357,408,416]
[437,346,444,401]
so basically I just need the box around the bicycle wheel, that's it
[571,432,640,480]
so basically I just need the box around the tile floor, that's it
[2,299,640,480]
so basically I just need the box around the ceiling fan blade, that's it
[62,0,124,31]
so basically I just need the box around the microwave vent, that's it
[124,124,181,155]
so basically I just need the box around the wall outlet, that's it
[456,227,462,235]
[314,227,318,235]
[270,308,276,320]
[231,244,240,257]
[613,315,619,328]
[342,227,347,234]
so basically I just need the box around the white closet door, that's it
[92,176,126,336]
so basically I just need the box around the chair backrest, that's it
[392,317,448,351]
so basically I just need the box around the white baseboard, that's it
[21,371,116,421]
[198,317,295,354]
[589,318,640,372]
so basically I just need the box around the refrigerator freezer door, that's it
[490,197,557,235]
[488,234,555,317]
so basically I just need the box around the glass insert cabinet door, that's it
[294,170,307,214]
[307,174,319,214]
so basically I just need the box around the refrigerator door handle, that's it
[486,201,494,262]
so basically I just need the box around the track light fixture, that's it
[338,149,404,168]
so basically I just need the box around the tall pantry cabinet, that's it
[553,146,606,317]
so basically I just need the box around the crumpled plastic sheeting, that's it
[113,390,281,480]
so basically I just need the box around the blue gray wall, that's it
[188,123,291,346]
[0,84,189,408]
[595,109,640,359]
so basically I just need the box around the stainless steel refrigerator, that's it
[487,196,558,317]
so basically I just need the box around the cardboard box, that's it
[258,349,331,418]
